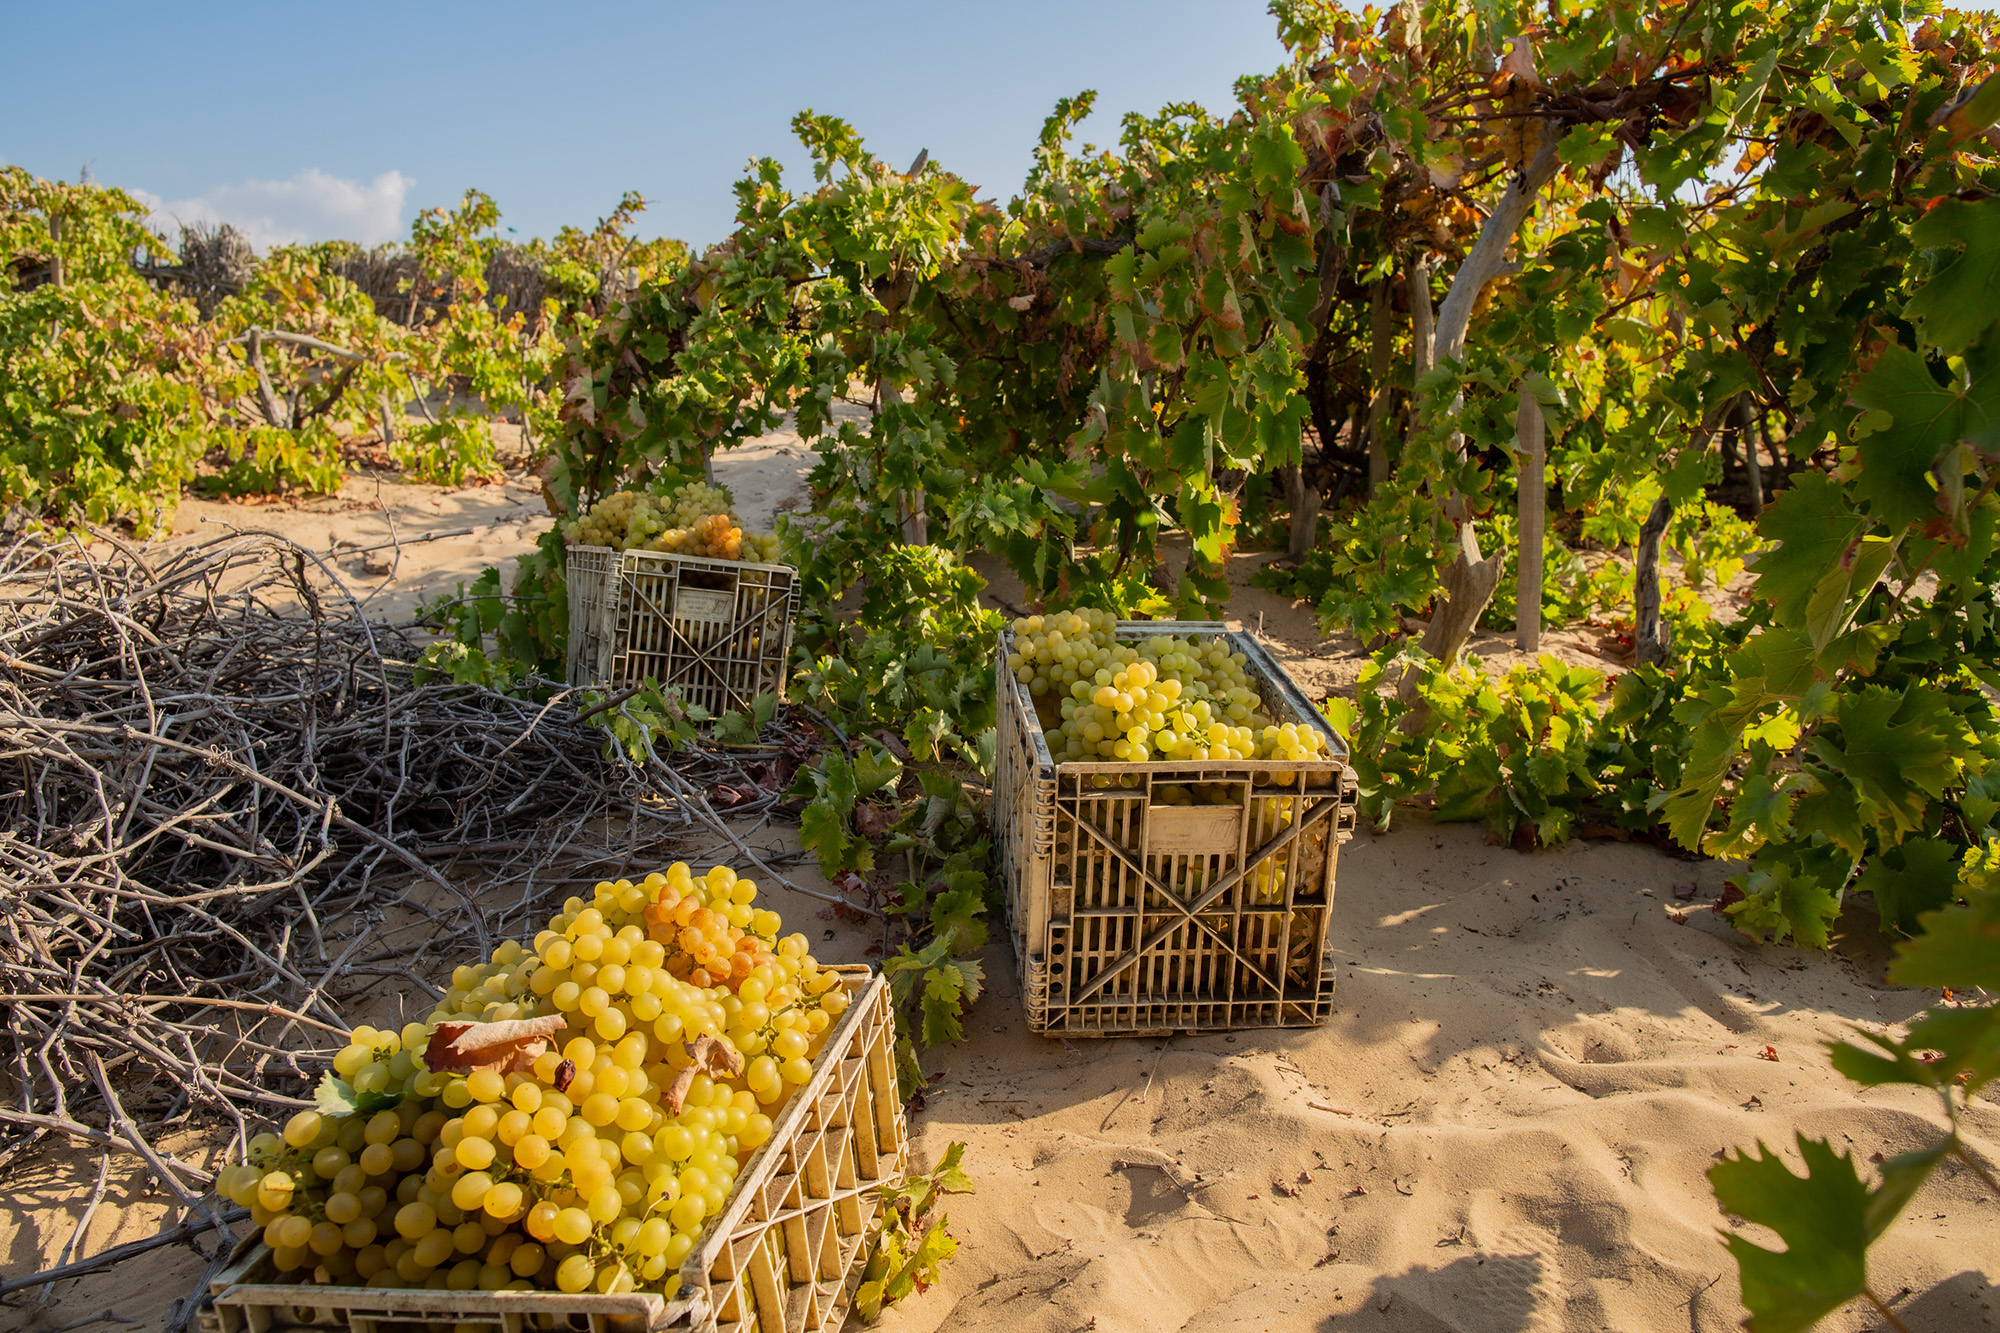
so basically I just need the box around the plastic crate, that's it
[994,621,1358,1037]
[565,546,799,716]
[202,967,903,1333]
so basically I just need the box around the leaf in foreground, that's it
[1709,1132,1943,1333]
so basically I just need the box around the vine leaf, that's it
[1709,1135,1870,1333]
[1903,199,2000,355]
[1702,774,1794,860]
[929,886,989,956]
[854,1142,973,1322]
[1890,885,2000,991]
[1804,686,1959,845]
[853,744,903,797]
[314,1074,403,1116]
[423,1015,567,1075]
[1851,346,1979,531]
[920,959,984,1046]
[1749,474,1867,623]
[1712,1131,1951,1333]
[1854,838,1958,935]
[1789,771,1869,860]
[1725,857,1844,949]
[798,753,874,876]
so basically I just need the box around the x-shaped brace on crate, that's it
[625,580,780,711]
[1065,792,1341,1006]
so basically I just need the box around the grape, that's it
[1008,611,1331,769]
[218,859,850,1302]
[556,1253,596,1293]
[562,483,783,566]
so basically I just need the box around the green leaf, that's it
[903,709,952,762]
[920,958,984,1045]
[713,708,757,745]
[927,1140,974,1196]
[314,1074,401,1116]
[1726,855,1845,949]
[853,743,904,797]
[1855,839,1958,936]
[903,1217,959,1292]
[1804,686,1960,845]
[929,885,989,955]
[1750,474,1866,623]
[1889,887,2000,990]
[1703,774,1793,859]
[1849,346,1958,530]
[798,754,873,876]
[1709,1135,1870,1333]
[1904,199,2000,355]
[971,727,997,779]
[1791,777,1870,860]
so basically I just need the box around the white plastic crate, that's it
[994,622,1357,1037]
[565,546,798,716]
[202,968,902,1333]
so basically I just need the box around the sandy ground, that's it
[4,432,1989,1333]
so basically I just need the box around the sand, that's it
[4,434,1991,1333]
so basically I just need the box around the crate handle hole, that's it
[681,569,734,592]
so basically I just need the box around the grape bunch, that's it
[216,863,851,1307]
[1004,611,1333,770]
[563,484,784,565]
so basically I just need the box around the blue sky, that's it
[1,0,1285,250]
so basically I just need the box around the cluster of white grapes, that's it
[215,863,849,1307]
[1005,611,1332,772]
[563,484,783,564]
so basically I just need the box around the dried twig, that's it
[39,1151,110,1305]
[0,1208,248,1295]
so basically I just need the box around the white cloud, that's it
[135,169,414,250]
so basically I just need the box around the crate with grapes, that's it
[563,482,799,716]
[201,862,905,1333]
[993,616,1358,1037]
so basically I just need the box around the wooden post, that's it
[898,486,929,545]
[1516,387,1545,654]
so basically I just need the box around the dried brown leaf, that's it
[424,1015,568,1075]
[666,1034,749,1113]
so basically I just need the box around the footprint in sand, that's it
[1461,1226,1565,1332]
[1397,1225,1565,1332]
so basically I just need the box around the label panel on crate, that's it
[1145,804,1243,853]
[676,587,736,624]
